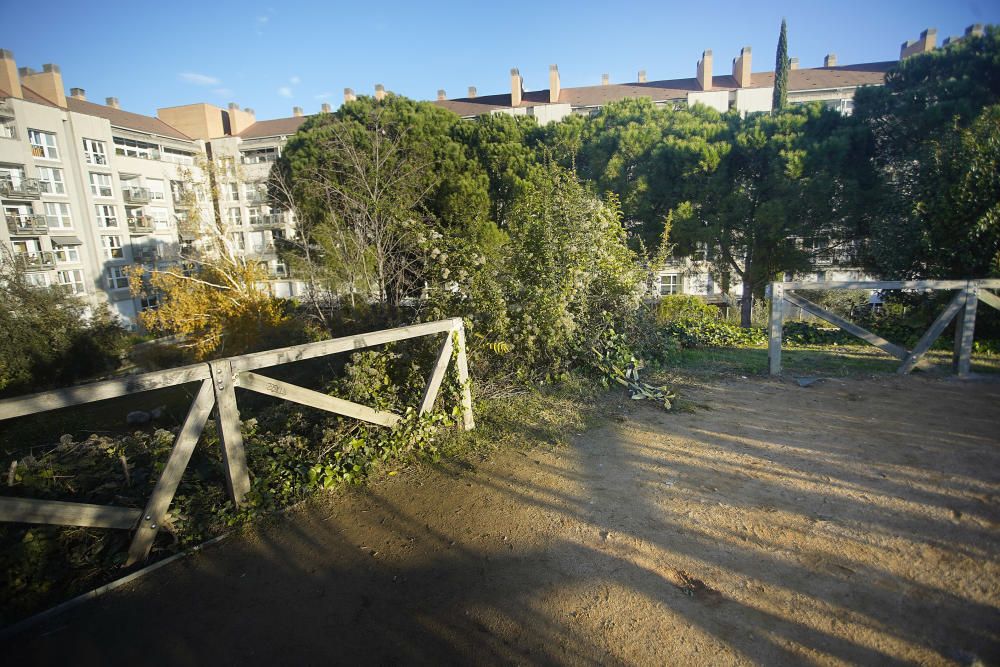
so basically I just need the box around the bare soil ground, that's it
[9,375,1000,666]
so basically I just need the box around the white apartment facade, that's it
[0,52,309,329]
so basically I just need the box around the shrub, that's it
[656,295,718,324]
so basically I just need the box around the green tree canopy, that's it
[853,26,1000,278]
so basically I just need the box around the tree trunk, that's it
[740,247,754,328]
[740,274,754,328]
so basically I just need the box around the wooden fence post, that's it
[454,320,475,430]
[126,379,216,565]
[419,331,455,415]
[953,282,978,378]
[768,283,784,376]
[210,360,251,506]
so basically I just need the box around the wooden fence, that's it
[767,279,1000,377]
[0,318,474,565]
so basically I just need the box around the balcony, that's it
[122,186,151,204]
[6,214,49,236]
[127,216,155,234]
[15,251,56,271]
[133,248,159,264]
[0,178,43,200]
[250,214,285,230]
[245,191,267,205]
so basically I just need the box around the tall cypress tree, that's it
[772,19,789,111]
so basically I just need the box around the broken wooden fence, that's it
[0,317,474,566]
[767,279,1000,377]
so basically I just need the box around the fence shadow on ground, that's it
[7,377,1000,664]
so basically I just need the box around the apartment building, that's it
[433,26,980,122]
[0,24,985,325]
[0,52,307,328]
[157,102,309,298]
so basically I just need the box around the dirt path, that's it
[9,376,1000,665]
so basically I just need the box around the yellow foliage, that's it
[130,261,287,359]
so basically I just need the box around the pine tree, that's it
[772,19,789,111]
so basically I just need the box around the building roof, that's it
[66,97,194,141]
[16,85,62,109]
[435,61,896,116]
[238,116,308,139]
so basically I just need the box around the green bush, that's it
[656,295,718,324]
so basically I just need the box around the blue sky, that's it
[3,0,997,120]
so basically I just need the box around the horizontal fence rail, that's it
[768,279,1000,377]
[0,318,474,566]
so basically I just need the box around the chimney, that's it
[344,88,356,103]
[21,63,66,107]
[824,53,837,67]
[510,68,523,106]
[732,47,751,88]
[437,89,447,101]
[467,86,477,98]
[0,49,21,99]
[900,28,937,59]
[70,87,86,100]
[697,50,713,90]
[227,103,256,134]
[548,64,560,103]
[321,102,331,113]
[789,58,799,70]
[374,84,386,101]
[601,73,610,86]
[105,97,120,109]
[638,70,647,83]
[966,24,985,38]
[292,106,303,117]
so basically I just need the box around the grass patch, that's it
[658,344,1000,380]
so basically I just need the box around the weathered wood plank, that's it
[768,284,784,376]
[898,291,966,375]
[783,292,909,361]
[454,323,475,430]
[978,289,1000,312]
[229,318,461,373]
[953,286,978,378]
[126,379,216,565]
[237,372,401,428]
[0,497,141,530]
[779,280,972,291]
[211,360,251,506]
[419,333,454,415]
[0,362,211,422]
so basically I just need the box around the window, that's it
[659,274,680,296]
[25,272,50,288]
[228,183,239,201]
[248,207,261,225]
[0,118,15,140]
[101,235,124,260]
[36,166,66,194]
[53,242,80,263]
[57,269,85,295]
[140,293,160,310]
[147,179,165,201]
[162,147,194,165]
[106,266,129,290]
[95,204,118,228]
[149,208,170,229]
[44,202,72,228]
[113,136,159,160]
[240,148,277,164]
[170,180,188,204]
[82,138,107,165]
[228,207,242,225]
[28,129,59,159]
[230,232,245,250]
[90,172,113,197]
